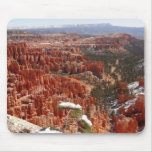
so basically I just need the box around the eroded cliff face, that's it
[7,42,104,77]
[8,33,143,55]
[7,32,144,133]
[112,115,138,133]
[74,33,139,54]
[7,42,110,133]
[112,79,145,133]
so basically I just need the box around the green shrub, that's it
[78,120,94,133]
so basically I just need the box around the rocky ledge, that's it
[7,115,42,133]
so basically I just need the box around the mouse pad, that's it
[7,19,145,133]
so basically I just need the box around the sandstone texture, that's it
[7,115,42,133]
[7,32,144,133]
[7,41,110,133]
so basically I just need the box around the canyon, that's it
[7,31,144,133]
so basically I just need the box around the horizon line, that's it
[7,19,144,29]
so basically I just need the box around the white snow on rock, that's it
[127,81,144,96]
[128,81,139,90]
[132,86,144,96]
[37,127,62,134]
[111,80,145,115]
[58,102,82,109]
[81,115,92,126]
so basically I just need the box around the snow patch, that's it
[38,128,62,134]
[58,102,82,109]
[81,115,92,126]
[132,86,144,96]
[128,81,139,90]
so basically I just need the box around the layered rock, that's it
[112,115,138,133]
[112,79,145,132]
[7,115,42,133]
[7,42,104,78]
[7,42,110,133]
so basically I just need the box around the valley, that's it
[7,29,144,133]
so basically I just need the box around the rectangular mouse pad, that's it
[7,19,144,133]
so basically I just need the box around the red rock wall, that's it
[7,42,109,133]
[112,115,138,133]
[114,81,145,132]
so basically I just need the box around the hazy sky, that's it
[8,19,144,28]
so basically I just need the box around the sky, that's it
[8,19,144,29]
